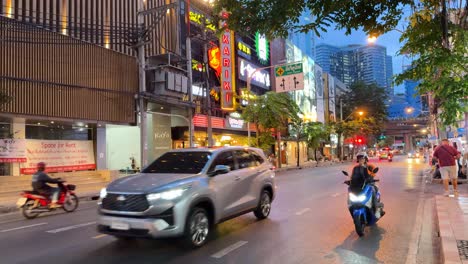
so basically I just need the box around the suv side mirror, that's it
[209,165,230,176]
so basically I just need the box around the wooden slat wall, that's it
[0,16,138,123]
[1,0,139,56]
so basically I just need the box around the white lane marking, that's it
[405,166,427,264]
[211,241,248,259]
[0,222,48,233]
[295,208,310,216]
[331,193,340,197]
[46,221,96,234]
[92,234,108,239]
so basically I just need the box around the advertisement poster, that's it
[0,138,27,163]
[20,140,96,174]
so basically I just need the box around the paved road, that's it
[0,156,440,264]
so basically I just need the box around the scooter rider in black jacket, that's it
[31,162,62,208]
[350,154,385,218]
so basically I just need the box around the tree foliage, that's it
[340,81,388,134]
[241,91,299,150]
[214,0,412,38]
[395,1,468,126]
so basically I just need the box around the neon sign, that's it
[227,117,244,129]
[237,41,251,59]
[208,46,221,77]
[238,58,270,89]
[255,32,269,65]
[220,30,236,111]
[189,11,216,31]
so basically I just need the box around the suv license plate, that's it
[111,222,130,230]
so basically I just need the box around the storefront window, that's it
[26,125,92,140]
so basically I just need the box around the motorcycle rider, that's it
[32,162,62,208]
[349,154,385,218]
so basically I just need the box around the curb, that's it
[275,160,352,172]
[0,192,99,215]
[435,195,463,264]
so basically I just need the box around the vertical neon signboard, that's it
[220,30,236,111]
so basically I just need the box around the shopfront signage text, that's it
[227,117,244,129]
[238,57,270,89]
[189,11,216,31]
[237,41,251,59]
[220,30,236,111]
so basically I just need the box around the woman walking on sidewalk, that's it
[433,139,462,196]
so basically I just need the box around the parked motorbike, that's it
[343,168,384,237]
[17,180,79,219]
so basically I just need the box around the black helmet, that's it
[356,154,365,160]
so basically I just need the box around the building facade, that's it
[315,43,394,90]
[1,0,245,175]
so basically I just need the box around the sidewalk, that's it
[275,159,351,172]
[435,187,468,263]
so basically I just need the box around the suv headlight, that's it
[100,188,107,199]
[147,188,187,201]
[349,193,367,202]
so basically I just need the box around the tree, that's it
[214,0,412,38]
[303,121,328,162]
[340,81,388,126]
[241,91,299,152]
[395,1,468,126]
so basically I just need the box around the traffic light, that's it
[354,136,366,145]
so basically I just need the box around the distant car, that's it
[378,148,393,161]
[97,146,276,248]
[408,151,420,159]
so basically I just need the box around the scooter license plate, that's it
[111,222,130,231]
[16,197,27,208]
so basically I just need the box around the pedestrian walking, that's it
[433,139,462,196]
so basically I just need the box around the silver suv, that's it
[97,146,276,247]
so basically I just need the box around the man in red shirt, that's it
[433,139,461,196]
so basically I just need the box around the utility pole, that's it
[186,37,194,147]
[202,20,213,147]
[340,97,343,161]
[137,0,148,168]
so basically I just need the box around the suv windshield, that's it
[142,151,211,174]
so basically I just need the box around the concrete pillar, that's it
[404,133,411,153]
[11,118,26,176]
[96,127,107,170]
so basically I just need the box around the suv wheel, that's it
[183,207,210,248]
[254,190,271,220]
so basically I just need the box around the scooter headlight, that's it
[349,193,367,202]
[99,188,107,199]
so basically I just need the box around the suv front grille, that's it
[102,193,149,212]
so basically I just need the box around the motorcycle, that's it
[343,168,384,237]
[17,180,79,219]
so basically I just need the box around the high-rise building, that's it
[315,43,393,90]
[288,11,315,59]
[315,44,339,73]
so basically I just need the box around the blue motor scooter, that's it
[343,167,383,237]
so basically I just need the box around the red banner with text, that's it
[20,140,96,174]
